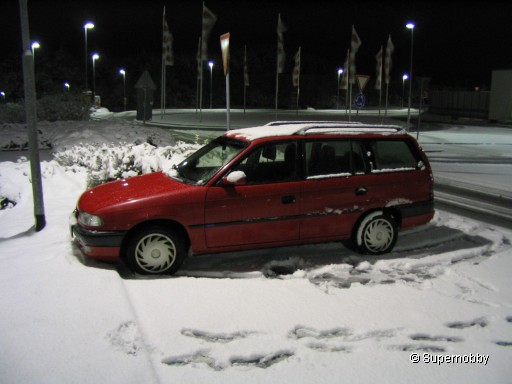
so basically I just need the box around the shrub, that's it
[37,93,91,121]
[0,93,91,123]
[54,141,200,188]
[0,103,26,123]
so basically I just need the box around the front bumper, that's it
[70,221,126,261]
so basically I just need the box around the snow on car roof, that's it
[225,121,404,141]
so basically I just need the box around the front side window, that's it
[174,138,247,184]
[231,141,297,184]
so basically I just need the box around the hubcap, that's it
[363,218,393,253]
[135,233,176,273]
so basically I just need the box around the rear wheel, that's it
[354,212,398,255]
[126,226,185,275]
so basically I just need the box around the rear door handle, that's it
[355,187,368,196]
[282,195,296,204]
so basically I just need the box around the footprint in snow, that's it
[180,329,254,343]
[162,350,294,370]
[445,317,488,329]
[409,334,464,343]
[106,321,143,356]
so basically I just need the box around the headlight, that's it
[78,211,104,227]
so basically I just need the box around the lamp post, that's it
[119,69,126,111]
[64,82,70,91]
[402,74,409,108]
[84,22,94,92]
[406,22,415,129]
[208,61,214,109]
[1,91,5,101]
[92,53,99,101]
[31,41,40,61]
[336,68,343,109]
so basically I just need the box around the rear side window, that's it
[369,140,418,171]
[305,140,366,178]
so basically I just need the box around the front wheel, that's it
[126,226,185,275]
[354,212,398,255]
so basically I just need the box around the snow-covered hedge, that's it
[54,142,200,188]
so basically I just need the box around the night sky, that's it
[2,0,511,90]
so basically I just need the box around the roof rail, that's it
[265,120,362,127]
[227,121,405,141]
[300,125,404,135]
[264,121,403,135]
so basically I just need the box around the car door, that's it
[204,141,301,248]
[299,139,370,240]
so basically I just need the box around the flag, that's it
[244,46,250,86]
[375,46,383,90]
[162,7,174,66]
[201,3,217,60]
[349,25,362,84]
[292,47,301,87]
[277,14,287,73]
[340,51,349,90]
[384,35,394,84]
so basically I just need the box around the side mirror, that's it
[222,171,247,186]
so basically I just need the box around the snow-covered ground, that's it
[1,115,512,383]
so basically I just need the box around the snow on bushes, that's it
[1,119,201,190]
[54,141,200,188]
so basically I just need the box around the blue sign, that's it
[355,92,365,108]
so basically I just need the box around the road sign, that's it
[356,75,370,93]
[355,92,365,108]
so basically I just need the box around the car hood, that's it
[78,171,193,214]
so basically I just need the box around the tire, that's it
[353,212,398,255]
[126,226,185,275]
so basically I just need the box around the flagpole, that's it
[160,7,165,118]
[199,3,205,121]
[275,13,281,120]
[243,45,247,113]
[196,74,199,113]
[344,49,349,117]
[161,56,166,118]
[348,48,352,122]
[196,37,201,113]
[275,56,279,119]
[378,45,383,117]
[199,40,204,122]
[161,56,164,118]
[385,83,389,120]
[384,35,394,121]
[295,47,301,116]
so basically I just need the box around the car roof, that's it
[225,121,405,141]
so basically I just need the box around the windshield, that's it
[173,137,247,185]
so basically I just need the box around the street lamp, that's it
[84,22,94,92]
[1,91,5,101]
[406,22,415,129]
[402,74,409,108]
[92,53,99,101]
[208,61,214,109]
[31,41,40,61]
[119,69,126,111]
[64,82,70,91]
[336,68,343,109]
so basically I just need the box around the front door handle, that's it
[355,187,368,196]
[282,195,296,204]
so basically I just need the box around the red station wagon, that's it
[70,122,434,275]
